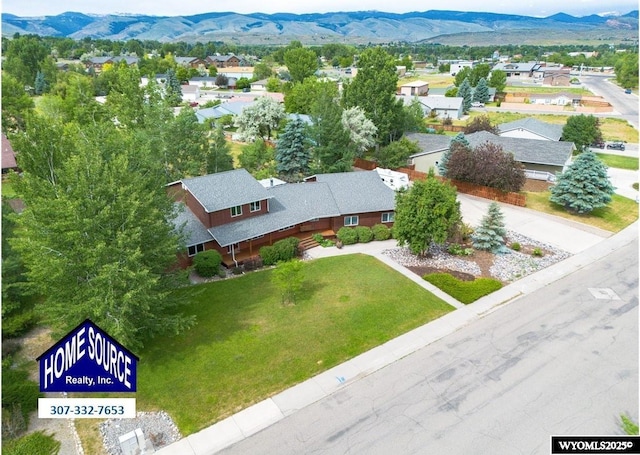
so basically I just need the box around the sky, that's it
[2,0,638,18]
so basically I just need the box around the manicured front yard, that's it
[525,192,639,232]
[136,254,453,435]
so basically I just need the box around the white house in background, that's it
[181,85,200,102]
[189,77,218,88]
[375,168,410,191]
[217,67,255,80]
[398,95,464,120]
[498,118,564,141]
[250,79,269,91]
[450,61,474,76]
[399,80,429,97]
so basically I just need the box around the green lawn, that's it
[136,254,453,435]
[525,192,639,232]
[595,153,639,170]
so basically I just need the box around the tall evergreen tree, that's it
[550,151,615,214]
[275,118,311,181]
[164,68,183,106]
[457,78,473,114]
[473,77,490,103]
[34,71,47,95]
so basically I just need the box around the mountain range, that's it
[2,10,638,45]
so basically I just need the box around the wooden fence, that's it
[355,160,527,207]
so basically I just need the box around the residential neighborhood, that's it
[1,11,638,455]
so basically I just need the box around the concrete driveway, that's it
[608,167,639,201]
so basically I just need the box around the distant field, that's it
[460,112,638,143]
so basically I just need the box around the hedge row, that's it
[423,273,502,304]
[337,224,392,244]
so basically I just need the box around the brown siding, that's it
[208,200,269,227]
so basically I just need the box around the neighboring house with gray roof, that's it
[195,101,253,124]
[406,133,454,175]
[408,131,574,178]
[498,118,564,141]
[398,96,464,120]
[169,169,396,266]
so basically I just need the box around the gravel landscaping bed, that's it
[383,230,571,283]
[99,411,181,454]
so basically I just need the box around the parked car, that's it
[590,141,605,149]
[625,89,632,94]
[471,102,485,108]
[607,142,626,151]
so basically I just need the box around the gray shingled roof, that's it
[173,203,213,247]
[465,131,574,166]
[406,133,452,158]
[312,171,396,214]
[498,118,564,141]
[181,169,272,213]
[209,182,340,247]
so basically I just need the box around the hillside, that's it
[2,9,638,44]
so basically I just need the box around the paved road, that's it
[220,237,638,455]
[579,74,639,129]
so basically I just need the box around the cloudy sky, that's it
[2,0,637,18]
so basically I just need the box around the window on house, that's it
[231,205,242,217]
[344,215,359,226]
[250,201,261,212]
[227,243,240,254]
[187,243,205,257]
[381,212,395,223]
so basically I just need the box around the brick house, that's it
[206,54,242,68]
[169,169,396,267]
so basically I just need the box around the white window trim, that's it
[187,243,205,257]
[250,201,261,212]
[381,212,395,223]
[231,205,243,217]
[344,215,359,227]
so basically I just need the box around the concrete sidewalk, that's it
[156,214,635,455]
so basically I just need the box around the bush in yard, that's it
[2,357,40,439]
[372,223,392,241]
[510,242,521,251]
[355,226,374,243]
[446,141,526,192]
[273,237,300,261]
[259,245,278,266]
[260,237,300,266]
[424,273,502,304]
[192,250,222,277]
[337,227,359,245]
[3,431,61,455]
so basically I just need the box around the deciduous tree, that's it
[464,115,499,135]
[284,47,319,84]
[438,132,470,176]
[309,91,352,173]
[394,173,461,256]
[271,259,305,306]
[341,107,377,156]
[550,151,615,214]
[234,96,285,142]
[162,107,209,181]
[342,47,405,145]
[561,114,602,152]
[11,122,193,350]
[206,123,234,174]
[488,69,507,92]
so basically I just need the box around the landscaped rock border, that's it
[382,230,570,283]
